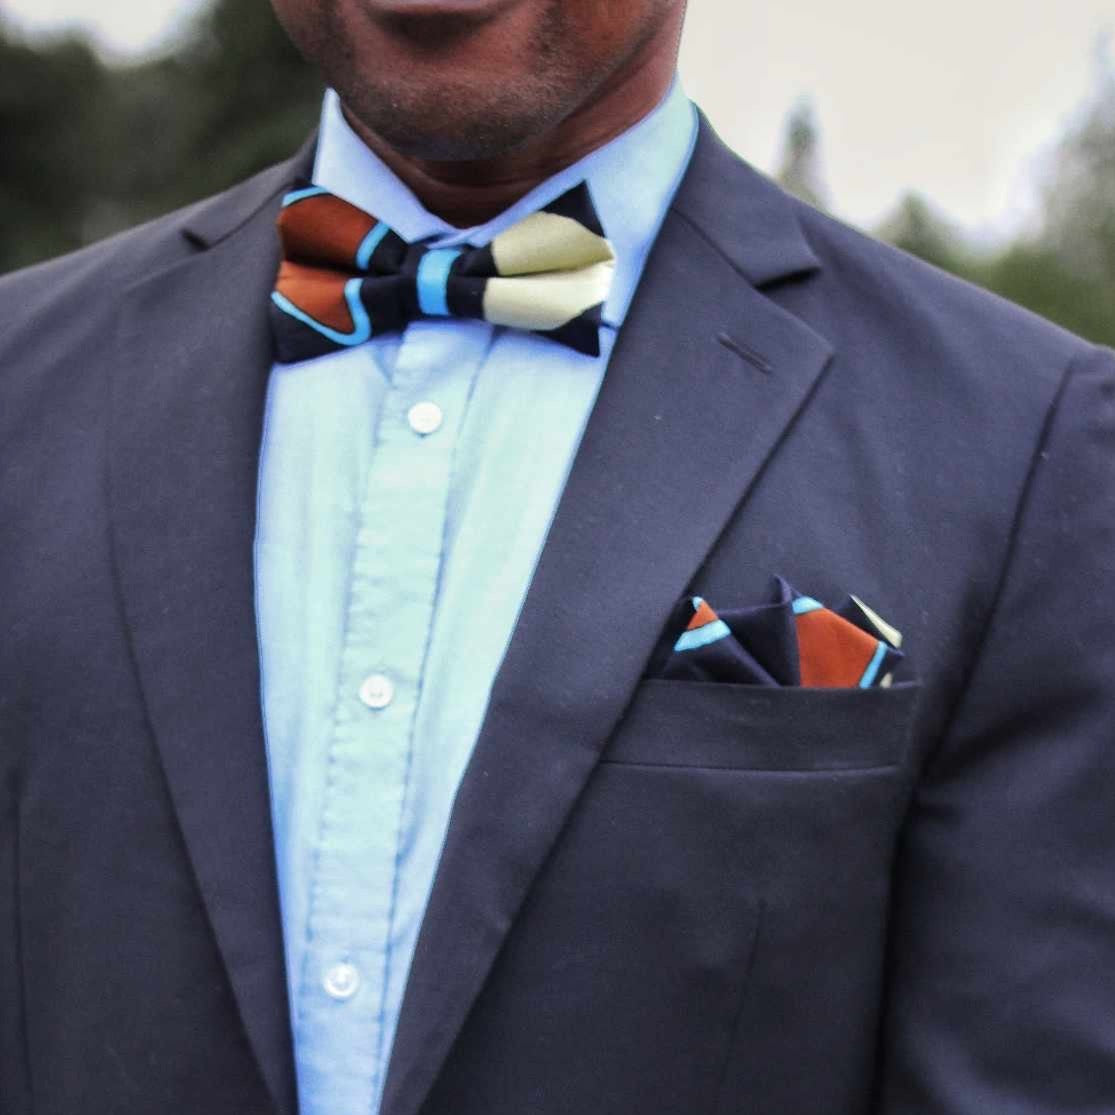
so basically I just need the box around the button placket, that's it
[294,322,488,1103]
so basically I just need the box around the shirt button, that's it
[359,673,395,709]
[323,962,360,1001]
[407,401,443,435]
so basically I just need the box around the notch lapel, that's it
[109,154,308,1115]
[381,122,834,1115]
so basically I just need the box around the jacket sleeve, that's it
[877,343,1115,1111]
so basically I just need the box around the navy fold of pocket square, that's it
[648,577,904,688]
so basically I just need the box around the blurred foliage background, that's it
[1,0,1112,344]
[0,0,320,269]
[778,73,1115,345]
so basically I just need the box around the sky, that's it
[2,0,1111,241]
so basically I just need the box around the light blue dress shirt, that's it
[255,82,698,1115]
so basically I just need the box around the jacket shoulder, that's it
[787,198,1093,388]
[0,150,304,344]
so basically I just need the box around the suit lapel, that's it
[109,151,310,1115]
[381,120,833,1115]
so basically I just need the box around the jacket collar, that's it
[180,134,315,250]
[675,111,821,288]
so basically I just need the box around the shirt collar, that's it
[312,80,699,329]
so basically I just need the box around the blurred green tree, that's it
[870,46,1115,345]
[775,99,829,210]
[0,0,321,273]
[977,244,1112,345]
[0,23,113,269]
[119,0,322,218]
[1042,43,1115,288]
[877,192,970,275]
[990,47,1115,343]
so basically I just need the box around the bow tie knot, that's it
[270,181,615,363]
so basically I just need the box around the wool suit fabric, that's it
[2,118,1115,1115]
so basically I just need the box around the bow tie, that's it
[270,180,616,363]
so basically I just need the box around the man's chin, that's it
[309,0,585,161]
[345,92,552,161]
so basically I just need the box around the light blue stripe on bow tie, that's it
[417,248,464,317]
[271,278,373,347]
[282,185,330,207]
[355,222,389,271]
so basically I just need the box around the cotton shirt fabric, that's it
[254,83,698,1115]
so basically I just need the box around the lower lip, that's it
[364,0,518,14]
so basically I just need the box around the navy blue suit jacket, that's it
[2,119,1115,1114]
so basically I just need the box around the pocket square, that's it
[648,577,904,688]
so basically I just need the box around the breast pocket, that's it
[601,678,920,771]
[476,680,920,1115]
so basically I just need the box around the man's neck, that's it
[341,33,680,228]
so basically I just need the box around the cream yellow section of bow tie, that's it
[483,260,616,331]
[484,209,616,330]
[490,210,616,275]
